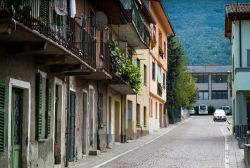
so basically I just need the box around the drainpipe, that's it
[65,75,70,167]
[120,94,123,143]
[239,20,242,67]
[97,81,100,150]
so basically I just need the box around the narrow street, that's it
[99,116,230,168]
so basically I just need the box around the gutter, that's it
[239,19,242,67]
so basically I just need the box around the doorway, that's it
[68,91,76,162]
[89,88,94,148]
[54,84,62,164]
[11,88,23,168]
[115,101,120,142]
[82,91,88,155]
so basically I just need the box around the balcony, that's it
[81,42,112,80]
[234,68,250,91]
[111,0,150,49]
[0,1,96,72]
[108,41,141,95]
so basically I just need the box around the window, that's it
[159,30,162,49]
[155,102,158,119]
[36,73,52,140]
[211,74,228,83]
[152,62,155,81]
[212,90,228,99]
[144,65,147,85]
[143,107,147,127]
[198,91,209,100]
[153,25,157,44]
[193,74,209,83]
[0,84,5,154]
[137,58,140,68]
[136,104,140,126]
[98,93,104,125]
[164,41,166,58]
[247,49,250,67]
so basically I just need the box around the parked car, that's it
[221,105,231,115]
[189,107,195,115]
[199,104,208,115]
[213,109,227,121]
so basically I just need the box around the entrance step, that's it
[89,150,100,156]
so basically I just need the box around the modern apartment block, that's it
[187,65,232,109]
[225,4,250,136]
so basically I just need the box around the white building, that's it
[225,4,250,136]
[187,65,232,109]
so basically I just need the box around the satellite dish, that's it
[96,11,108,30]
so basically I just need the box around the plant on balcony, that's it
[110,41,142,93]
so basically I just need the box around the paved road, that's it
[100,116,229,168]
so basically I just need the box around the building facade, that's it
[225,4,250,136]
[0,0,175,167]
[187,65,232,109]
[148,1,175,133]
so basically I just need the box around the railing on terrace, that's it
[0,1,96,68]
[234,125,250,138]
[120,0,150,47]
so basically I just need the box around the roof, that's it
[226,3,250,14]
[151,0,175,36]
[187,65,232,73]
[225,3,250,37]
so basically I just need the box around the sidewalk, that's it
[68,118,246,168]
[226,120,245,168]
[69,121,186,168]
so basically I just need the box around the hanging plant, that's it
[110,41,142,93]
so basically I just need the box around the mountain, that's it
[164,0,250,65]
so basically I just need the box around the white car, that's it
[221,106,231,115]
[213,109,226,121]
[189,107,195,115]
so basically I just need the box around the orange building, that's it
[148,1,175,133]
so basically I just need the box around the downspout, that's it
[120,94,123,143]
[97,81,100,150]
[239,20,242,67]
[65,75,70,167]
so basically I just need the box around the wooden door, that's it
[68,91,76,161]
[12,88,23,168]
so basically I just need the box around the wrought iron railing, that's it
[0,1,96,68]
[120,0,150,47]
[234,125,250,138]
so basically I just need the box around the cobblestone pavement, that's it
[72,116,244,168]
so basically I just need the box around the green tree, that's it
[167,36,198,122]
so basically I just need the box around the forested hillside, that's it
[165,0,250,65]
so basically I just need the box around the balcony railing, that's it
[120,0,150,47]
[0,1,96,68]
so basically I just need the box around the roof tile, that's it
[226,3,250,14]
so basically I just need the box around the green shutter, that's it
[0,84,5,154]
[36,73,43,140]
[45,79,51,138]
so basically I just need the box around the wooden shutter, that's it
[45,79,52,138]
[36,73,43,140]
[0,84,5,154]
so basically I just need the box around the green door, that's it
[12,88,23,168]
[68,91,75,161]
